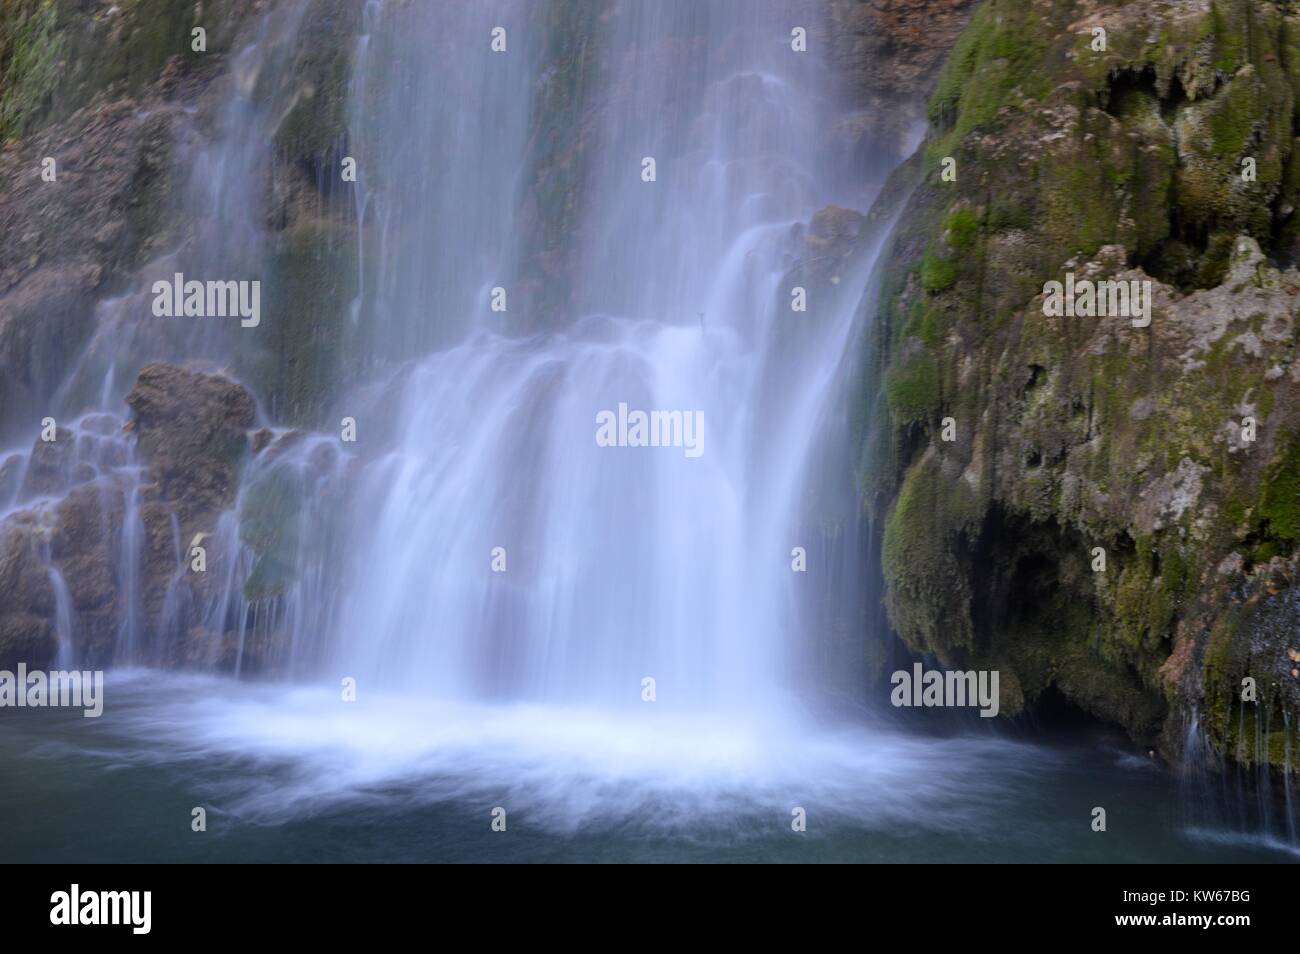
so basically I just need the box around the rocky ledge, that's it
[0,363,257,669]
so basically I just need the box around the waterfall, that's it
[313,0,882,722]
[7,1,1300,861]
[1180,700,1300,854]
[1,0,889,715]
[346,0,540,358]
[48,0,934,828]
[46,565,75,670]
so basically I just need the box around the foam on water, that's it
[86,672,1046,834]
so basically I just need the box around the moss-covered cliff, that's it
[0,0,266,143]
[871,0,1300,769]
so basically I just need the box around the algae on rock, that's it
[871,0,1300,768]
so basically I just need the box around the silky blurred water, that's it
[4,2,1297,866]
[0,672,1294,863]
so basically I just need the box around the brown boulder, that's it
[58,552,115,612]
[51,478,124,560]
[125,362,256,533]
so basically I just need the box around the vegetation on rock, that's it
[871,0,1300,769]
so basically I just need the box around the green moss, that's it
[1202,614,1239,730]
[882,454,982,658]
[238,467,304,601]
[1282,14,1300,118]
[986,196,1034,232]
[1210,75,1262,159]
[1257,434,1300,542]
[913,301,943,348]
[1200,593,1300,769]
[248,225,358,426]
[1114,563,1156,647]
[944,206,980,250]
[927,0,1052,159]
[920,241,959,291]
[885,349,941,425]
[933,0,1292,290]
[0,0,62,141]
[1112,534,1197,652]
[1211,1,1248,74]
[1039,115,1136,261]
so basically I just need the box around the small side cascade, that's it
[217,430,354,678]
[46,565,76,671]
[0,412,142,667]
[1179,698,1300,852]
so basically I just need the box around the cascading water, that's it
[0,0,319,670]
[325,0,877,724]
[50,1,316,414]
[3,0,1299,861]
[127,0,924,821]
[346,0,541,358]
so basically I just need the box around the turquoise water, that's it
[1,672,1295,863]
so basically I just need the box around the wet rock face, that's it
[0,0,364,438]
[0,1,363,672]
[0,362,258,669]
[50,477,129,666]
[0,612,55,670]
[0,520,57,669]
[826,0,978,100]
[122,364,262,668]
[0,9,220,445]
[0,266,104,446]
[1,0,266,142]
[0,518,53,611]
[872,0,1300,767]
[822,0,978,166]
[126,362,256,533]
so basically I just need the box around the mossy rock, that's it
[885,344,941,425]
[237,465,305,602]
[1257,433,1300,542]
[1201,587,1300,768]
[269,0,362,168]
[883,452,982,658]
[2,0,262,143]
[871,0,1300,768]
[0,0,62,141]
[244,224,359,427]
